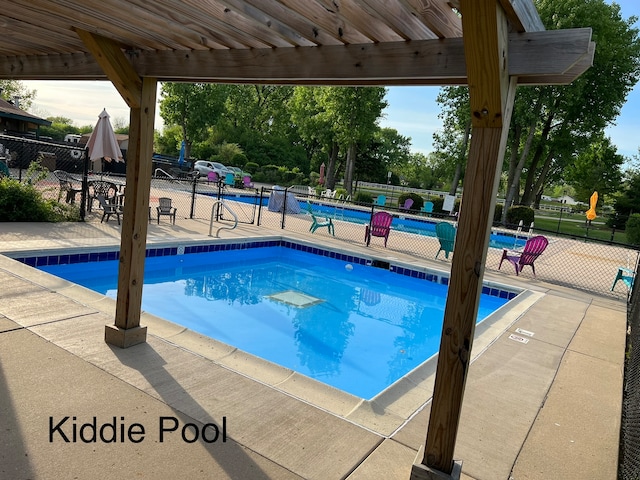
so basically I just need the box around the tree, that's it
[0,80,36,109]
[515,0,640,207]
[321,87,387,195]
[159,83,227,159]
[565,134,623,202]
[432,86,471,195]
[289,86,339,187]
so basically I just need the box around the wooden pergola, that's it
[0,1,593,477]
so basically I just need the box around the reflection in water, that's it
[39,246,509,399]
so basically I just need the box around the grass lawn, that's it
[532,215,627,243]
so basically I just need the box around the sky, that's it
[22,0,640,159]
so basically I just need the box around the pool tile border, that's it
[13,238,519,301]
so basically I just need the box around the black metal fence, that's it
[254,186,639,300]
[620,258,640,480]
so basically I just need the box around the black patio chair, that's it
[53,170,82,204]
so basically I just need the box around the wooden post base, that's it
[104,324,147,348]
[410,447,462,480]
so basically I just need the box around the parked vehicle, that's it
[192,160,233,178]
[228,166,251,178]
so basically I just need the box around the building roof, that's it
[0,97,51,127]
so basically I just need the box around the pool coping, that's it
[2,235,545,437]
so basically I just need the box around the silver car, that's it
[193,160,233,179]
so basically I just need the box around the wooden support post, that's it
[411,1,516,477]
[105,77,157,348]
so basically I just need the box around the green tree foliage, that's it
[432,86,471,195]
[614,168,640,220]
[565,135,623,202]
[0,80,36,109]
[38,116,93,141]
[159,83,227,159]
[322,87,387,195]
[625,213,640,245]
[516,0,640,206]
[505,206,535,229]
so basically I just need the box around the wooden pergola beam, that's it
[74,28,142,109]
[411,0,516,477]
[1,29,591,86]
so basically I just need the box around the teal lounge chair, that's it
[374,195,386,206]
[421,201,434,215]
[306,202,334,235]
[435,222,456,259]
[611,267,635,291]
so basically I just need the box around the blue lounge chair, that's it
[374,195,386,206]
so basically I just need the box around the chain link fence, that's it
[256,186,639,300]
[620,257,640,479]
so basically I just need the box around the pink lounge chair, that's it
[242,175,253,188]
[499,235,549,276]
[365,211,393,247]
[207,171,219,183]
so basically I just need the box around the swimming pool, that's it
[33,241,516,399]
[212,191,525,250]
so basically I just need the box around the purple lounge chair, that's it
[365,211,393,247]
[399,198,414,211]
[499,235,549,276]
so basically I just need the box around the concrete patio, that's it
[0,215,627,479]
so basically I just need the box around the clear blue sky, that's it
[24,0,639,159]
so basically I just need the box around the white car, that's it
[193,160,233,179]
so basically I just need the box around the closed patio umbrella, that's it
[86,108,123,170]
[81,109,123,221]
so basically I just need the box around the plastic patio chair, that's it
[305,201,334,235]
[156,197,177,224]
[207,171,219,184]
[53,170,82,204]
[399,198,414,211]
[435,222,456,259]
[365,211,393,247]
[499,235,549,276]
[374,195,386,206]
[611,267,635,291]
[242,175,253,188]
[97,194,123,225]
[421,201,434,215]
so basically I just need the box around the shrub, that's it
[493,203,503,223]
[505,206,535,229]
[354,191,373,205]
[334,188,347,199]
[0,178,80,222]
[626,214,640,245]
[398,192,424,211]
[244,162,259,174]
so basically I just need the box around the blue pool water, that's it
[37,244,512,399]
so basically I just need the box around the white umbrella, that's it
[86,109,123,169]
